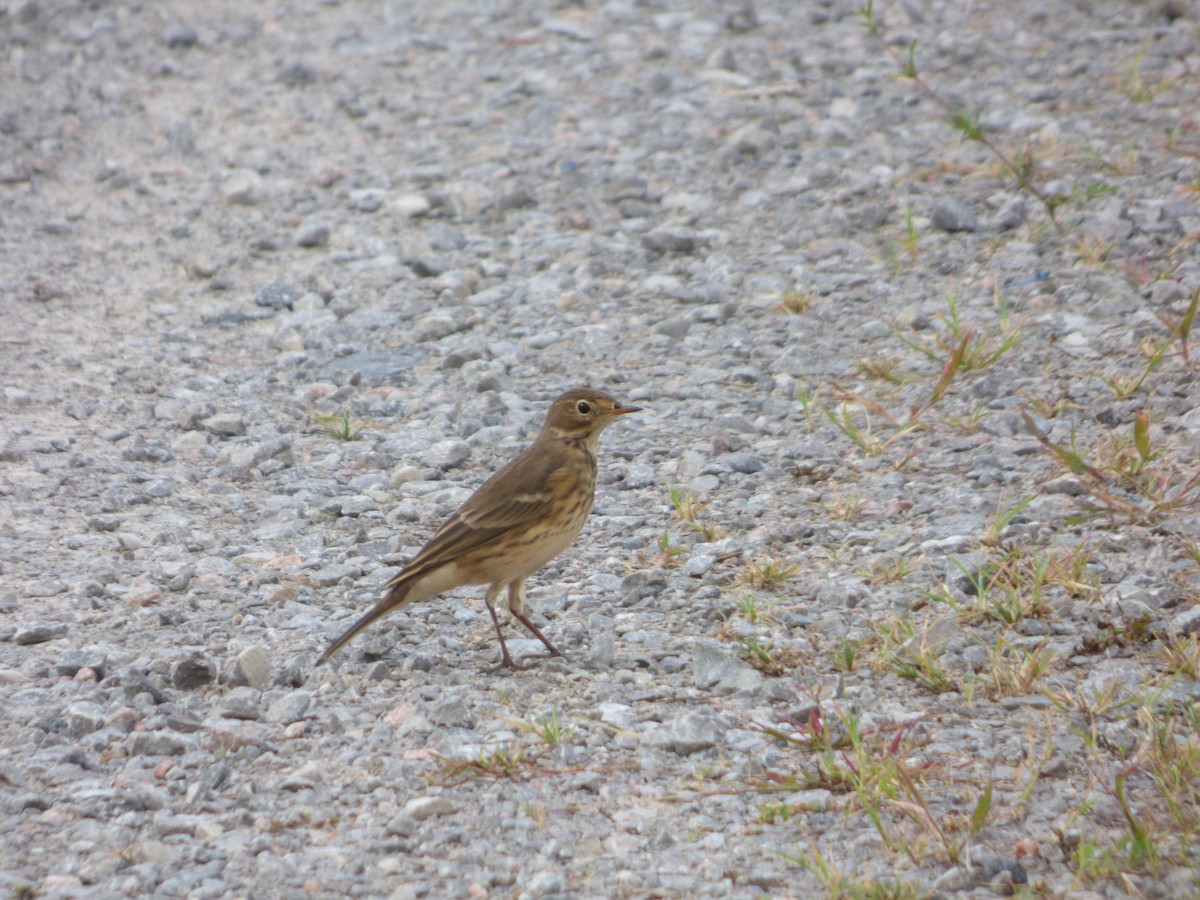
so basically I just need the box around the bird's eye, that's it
[575,400,592,415]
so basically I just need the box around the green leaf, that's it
[949,107,984,141]
[1133,411,1152,462]
[969,782,993,836]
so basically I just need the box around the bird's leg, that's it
[484,584,517,670]
[509,580,564,658]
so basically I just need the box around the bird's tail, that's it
[315,578,415,666]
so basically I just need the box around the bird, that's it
[316,387,642,670]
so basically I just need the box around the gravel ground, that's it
[3,0,1200,897]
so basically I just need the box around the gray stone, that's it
[642,227,701,254]
[931,198,979,233]
[228,437,293,471]
[217,687,261,720]
[349,189,387,212]
[672,555,709,578]
[814,579,871,608]
[64,701,107,737]
[386,814,417,836]
[425,439,471,470]
[1151,279,1189,307]
[428,696,475,729]
[5,387,32,406]
[597,702,636,730]
[620,569,668,604]
[339,495,380,516]
[1171,605,1200,637]
[170,652,217,689]
[692,640,764,693]
[121,437,174,463]
[186,763,230,804]
[670,711,725,755]
[53,649,109,680]
[255,279,302,310]
[295,216,331,248]
[14,622,68,644]
[390,194,431,218]
[728,120,777,156]
[128,732,188,757]
[312,562,362,587]
[280,760,324,791]
[222,170,265,206]
[201,413,247,437]
[1084,657,1147,700]
[584,631,616,669]
[226,647,272,690]
[277,61,318,86]
[722,452,764,474]
[319,351,419,385]
[523,870,564,899]
[163,24,198,48]
[641,727,676,752]
[265,691,312,725]
[992,195,1028,230]
[404,796,457,820]
[412,314,457,343]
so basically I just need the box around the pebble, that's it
[425,439,472,470]
[14,622,69,644]
[931,197,980,233]
[163,24,199,48]
[255,279,303,310]
[295,216,331,248]
[64,701,107,737]
[428,696,476,728]
[128,732,189,757]
[669,711,725,755]
[390,194,431,218]
[583,631,616,669]
[217,687,261,720]
[53,649,109,680]
[691,640,764,694]
[265,691,312,724]
[1171,606,1200,636]
[201,413,247,437]
[226,647,272,689]
[642,227,701,255]
[404,797,457,820]
[222,170,265,206]
[280,760,324,791]
[170,653,217,689]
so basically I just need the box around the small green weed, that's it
[313,405,369,441]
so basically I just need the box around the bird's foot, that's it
[486,649,565,673]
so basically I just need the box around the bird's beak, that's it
[608,404,643,416]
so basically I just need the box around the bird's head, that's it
[543,388,642,443]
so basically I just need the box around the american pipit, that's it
[316,388,641,670]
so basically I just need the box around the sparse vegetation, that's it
[739,637,801,676]
[312,405,370,441]
[511,704,576,746]
[1022,408,1200,523]
[860,0,1065,227]
[1119,39,1185,103]
[668,483,724,540]
[738,555,801,589]
[777,286,814,315]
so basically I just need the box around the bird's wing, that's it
[386,444,563,584]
